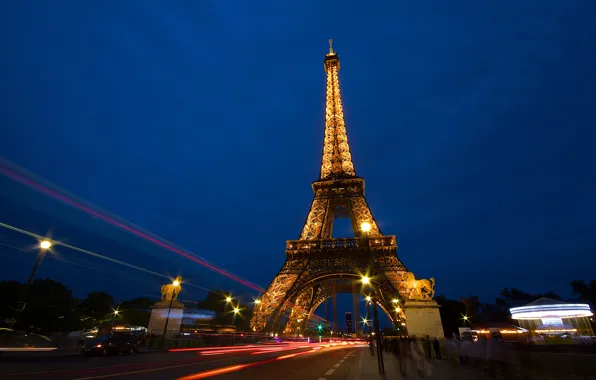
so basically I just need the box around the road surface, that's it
[0,342,364,380]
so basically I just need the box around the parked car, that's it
[82,332,140,356]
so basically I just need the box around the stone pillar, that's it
[403,300,444,339]
[147,299,185,338]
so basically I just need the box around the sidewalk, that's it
[347,348,492,380]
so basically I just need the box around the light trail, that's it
[0,160,263,292]
[177,347,318,380]
[0,159,328,323]
[0,221,211,292]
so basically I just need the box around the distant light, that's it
[392,299,399,303]
[233,307,240,314]
[365,296,372,302]
[226,297,232,303]
[40,240,52,249]
[361,276,370,285]
[360,222,371,233]
[114,310,119,315]
[254,299,261,305]
[173,280,180,287]
[395,307,401,313]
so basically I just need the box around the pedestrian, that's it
[401,338,412,376]
[392,337,406,376]
[425,335,432,359]
[433,337,441,360]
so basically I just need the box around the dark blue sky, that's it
[1,0,596,312]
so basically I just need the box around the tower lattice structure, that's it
[251,42,408,334]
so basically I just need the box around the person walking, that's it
[425,335,432,360]
[433,337,441,360]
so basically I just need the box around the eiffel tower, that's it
[251,41,411,335]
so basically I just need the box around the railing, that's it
[286,236,396,252]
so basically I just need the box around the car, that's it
[82,332,140,356]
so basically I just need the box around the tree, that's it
[79,291,115,326]
[17,279,79,332]
[119,298,153,326]
[570,280,596,307]
[0,280,24,326]
[499,288,561,307]
[436,296,466,338]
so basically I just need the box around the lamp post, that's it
[17,240,52,314]
[162,279,181,343]
[360,222,384,374]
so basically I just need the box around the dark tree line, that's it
[436,280,596,337]
[0,279,154,333]
[0,279,253,333]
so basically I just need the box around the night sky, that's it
[1,0,596,317]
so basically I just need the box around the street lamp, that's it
[359,225,384,374]
[233,307,240,314]
[16,240,53,314]
[392,299,399,304]
[254,299,261,305]
[225,296,232,303]
[162,278,182,341]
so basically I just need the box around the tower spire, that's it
[320,41,356,180]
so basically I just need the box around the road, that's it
[0,342,365,380]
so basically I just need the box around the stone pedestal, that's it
[147,300,184,337]
[404,300,444,339]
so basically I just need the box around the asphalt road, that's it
[0,344,365,380]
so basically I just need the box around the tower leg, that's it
[352,282,359,336]
[332,280,337,332]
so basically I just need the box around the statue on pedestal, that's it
[160,276,182,302]
[402,272,435,300]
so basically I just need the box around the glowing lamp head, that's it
[392,299,399,303]
[395,307,401,313]
[360,222,371,233]
[40,240,52,249]
[361,276,370,285]
[226,297,232,303]
[113,310,119,315]
[233,307,240,314]
[254,299,261,304]
[365,296,372,302]
[172,280,180,287]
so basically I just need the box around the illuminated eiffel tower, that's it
[251,42,426,335]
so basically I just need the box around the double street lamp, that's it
[360,222,385,374]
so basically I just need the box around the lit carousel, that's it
[510,298,594,337]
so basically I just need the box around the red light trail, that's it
[0,159,327,323]
[0,162,263,292]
